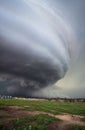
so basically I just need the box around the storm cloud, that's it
[0,0,76,97]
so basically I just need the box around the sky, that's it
[0,0,85,98]
[54,0,85,98]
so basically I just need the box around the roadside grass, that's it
[0,99,85,116]
[72,125,85,130]
[13,114,59,130]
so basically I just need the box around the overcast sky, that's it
[0,0,85,98]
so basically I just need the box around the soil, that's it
[0,106,85,130]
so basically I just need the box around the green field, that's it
[0,99,85,130]
[0,99,85,115]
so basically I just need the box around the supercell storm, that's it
[0,0,76,97]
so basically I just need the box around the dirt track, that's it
[0,106,85,130]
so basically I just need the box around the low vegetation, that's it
[0,123,5,130]
[0,114,9,118]
[0,99,85,115]
[81,117,85,122]
[13,114,59,130]
[0,99,85,130]
[72,125,85,130]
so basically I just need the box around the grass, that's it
[0,99,85,130]
[0,123,5,130]
[0,114,9,118]
[72,125,85,130]
[13,125,47,130]
[81,117,85,122]
[0,106,5,110]
[0,99,85,116]
[13,114,59,125]
[13,114,59,130]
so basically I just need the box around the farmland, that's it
[0,99,85,130]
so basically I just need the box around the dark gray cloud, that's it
[0,0,77,97]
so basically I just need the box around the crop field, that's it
[0,99,85,130]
